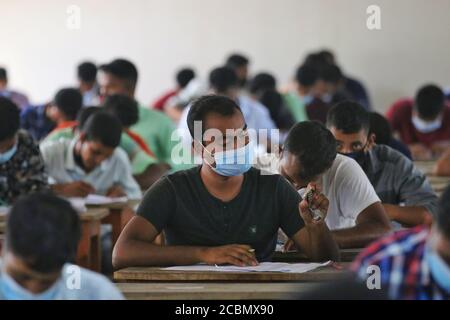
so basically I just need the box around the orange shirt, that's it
[124,129,155,157]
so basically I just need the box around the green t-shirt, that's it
[283,92,309,122]
[132,106,191,171]
[42,128,158,175]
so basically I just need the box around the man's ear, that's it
[78,132,86,142]
[367,133,376,149]
[192,139,203,156]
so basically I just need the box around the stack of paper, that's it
[163,261,331,273]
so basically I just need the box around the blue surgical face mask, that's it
[202,140,254,177]
[302,94,314,105]
[0,268,60,300]
[412,115,442,133]
[0,142,17,164]
[424,244,450,293]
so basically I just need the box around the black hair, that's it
[259,89,295,131]
[76,106,100,130]
[209,67,238,94]
[327,101,370,134]
[303,53,329,70]
[99,58,138,90]
[81,111,122,148]
[317,50,336,64]
[284,121,337,181]
[6,193,81,273]
[415,84,445,120]
[103,94,139,127]
[53,88,83,120]
[187,95,242,139]
[225,54,249,69]
[369,112,392,145]
[0,97,20,141]
[249,73,277,95]
[77,61,97,83]
[176,68,195,88]
[295,64,319,87]
[437,185,450,238]
[0,67,7,82]
[319,64,343,84]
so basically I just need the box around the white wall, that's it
[1,0,449,112]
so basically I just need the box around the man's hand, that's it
[54,181,95,197]
[199,244,258,267]
[409,143,433,161]
[106,185,126,197]
[301,183,329,224]
[283,183,329,252]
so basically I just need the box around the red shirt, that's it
[151,89,178,111]
[386,98,450,147]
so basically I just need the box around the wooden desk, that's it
[414,161,436,175]
[117,282,324,300]
[114,263,349,283]
[272,248,361,263]
[87,199,140,247]
[77,208,109,272]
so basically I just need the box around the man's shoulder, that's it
[372,144,410,167]
[61,264,123,300]
[388,98,413,116]
[139,105,174,125]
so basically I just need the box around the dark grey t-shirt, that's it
[137,166,305,261]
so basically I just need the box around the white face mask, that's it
[412,115,443,133]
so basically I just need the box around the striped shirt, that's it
[352,226,449,300]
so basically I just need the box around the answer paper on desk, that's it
[163,261,331,273]
[84,194,128,205]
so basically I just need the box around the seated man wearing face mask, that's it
[112,95,339,269]
[352,185,450,300]
[258,121,391,249]
[386,85,450,160]
[327,101,438,227]
[0,97,48,206]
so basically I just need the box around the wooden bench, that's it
[76,208,109,272]
[87,199,140,247]
[116,282,323,300]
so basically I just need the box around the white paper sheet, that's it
[0,206,10,216]
[68,195,128,208]
[85,194,128,205]
[163,261,331,273]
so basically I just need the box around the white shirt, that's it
[40,138,142,199]
[257,153,380,230]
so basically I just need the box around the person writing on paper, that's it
[257,121,391,249]
[112,95,339,269]
[40,111,141,199]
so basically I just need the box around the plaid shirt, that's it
[352,226,449,300]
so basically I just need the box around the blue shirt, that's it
[0,263,124,300]
[20,104,55,141]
